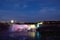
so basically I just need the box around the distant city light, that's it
[11,20,14,23]
[38,22,43,24]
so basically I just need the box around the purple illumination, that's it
[10,24,29,32]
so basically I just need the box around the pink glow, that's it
[11,24,29,31]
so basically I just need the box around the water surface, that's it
[0,32,40,40]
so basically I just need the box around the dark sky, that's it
[0,0,60,22]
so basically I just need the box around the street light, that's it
[11,20,14,23]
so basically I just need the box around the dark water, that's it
[0,32,40,40]
[0,31,60,40]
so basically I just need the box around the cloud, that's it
[0,0,30,10]
[0,0,60,21]
[0,10,27,19]
[35,7,60,21]
[0,7,60,22]
[23,5,28,8]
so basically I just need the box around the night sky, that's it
[0,0,60,22]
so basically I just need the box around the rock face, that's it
[0,23,10,31]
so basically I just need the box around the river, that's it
[0,32,41,40]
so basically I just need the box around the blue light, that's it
[37,24,39,28]
[37,32,40,38]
